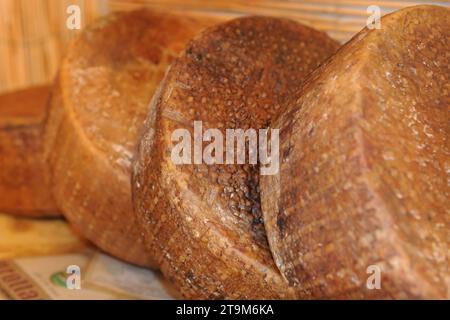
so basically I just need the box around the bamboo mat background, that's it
[0,0,448,94]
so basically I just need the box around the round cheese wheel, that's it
[44,10,216,267]
[0,85,58,217]
[133,16,339,298]
[260,5,449,299]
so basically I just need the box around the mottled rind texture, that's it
[260,5,449,299]
[133,16,339,298]
[0,86,58,217]
[44,10,216,267]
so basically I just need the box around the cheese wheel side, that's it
[260,5,450,299]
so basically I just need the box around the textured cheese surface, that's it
[45,10,217,267]
[260,5,450,299]
[134,16,340,298]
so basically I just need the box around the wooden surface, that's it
[110,0,450,42]
[0,0,107,93]
[0,213,86,259]
[0,0,448,93]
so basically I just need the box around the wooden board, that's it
[0,0,448,93]
[0,213,87,259]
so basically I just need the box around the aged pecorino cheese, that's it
[133,16,339,298]
[44,10,216,267]
[0,85,58,217]
[260,5,449,299]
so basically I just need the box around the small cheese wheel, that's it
[133,16,339,298]
[0,85,58,217]
[45,10,216,267]
[260,5,450,299]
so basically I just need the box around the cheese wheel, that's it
[133,16,339,298]
[0,86,58,217]
[44,10,216,267]
[260,5,449,299]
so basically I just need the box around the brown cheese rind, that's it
[260,5,449,299]
[133,16,339,298]
[0,86,58,217]
[44,10,216,267]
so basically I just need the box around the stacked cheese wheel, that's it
[0,85,57,217]
[0,6,448,299]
